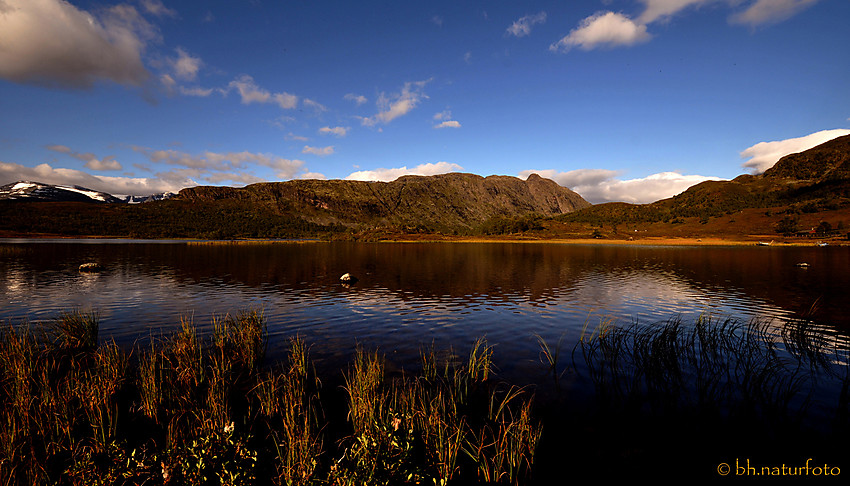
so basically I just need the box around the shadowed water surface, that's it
[1,240,847,382]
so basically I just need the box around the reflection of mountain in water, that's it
[2,242,847,342]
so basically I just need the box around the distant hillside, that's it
[0,173,590,239]
[177,172,590,232]
[0,181,124,203]
[0,181,175,204]
[564,134,850,226]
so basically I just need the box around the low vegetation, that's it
[0,310,847,483]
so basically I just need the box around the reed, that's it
[1,308,846,484]
[52,309,99,350]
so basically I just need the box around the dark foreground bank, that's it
[0,310,847,484]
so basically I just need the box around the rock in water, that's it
[340,273,358,284]
[79,262,102,272]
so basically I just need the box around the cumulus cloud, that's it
[360,79,431,127]
[179,85,214,97]
[432,110,461,128]
[739,128,850,174]
[506,11,547,37]
[319,126,349,137]
[303,98,328,113]
[302,145,334,156]
[550,12,651,52]
[46,144,123,171]
[520,168,723,204]
[140,0,177,18]
[730,0,819,26]
[344,93,368,105]
[171,48,202,81]
[133,146,306,180]
[637,0,718,24]
[346,161,462,182]
[298,172,327,180]
[0,160,188,195]
[226,75,298,109]
[2,145,314,195]
[552,1,815,54]
[0,0,155,88]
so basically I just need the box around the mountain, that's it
[0,173,590,238]
[176,172,590,232]
[565,134,850,226]
[115,193,177,204]
[0,181,124,203]
[0,181,175,204]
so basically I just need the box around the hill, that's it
[558,134,850,240]
[177,172,589,232]
[0,173,590,239]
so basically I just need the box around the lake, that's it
[1,239,847,380]
[2,239,848,479]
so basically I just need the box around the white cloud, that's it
[433,110,451,120]
[319,126,349,137]
[227,75,298,109]
[140,0,177,18]
[432,110,461,128]
[179,86,214,97]
[361,79,431,127]
[273,92,299,109]
[520,168,723,204]
[550,12,651,52]
[298,172,327,180]
[171,48,202,81]
[0,0,154,88]
[0,160,188,195]
[345,93,368,105]
[302,145,334,156]
[286,133,309,142]
[506,11,547,37]
[730,0,819,26]
[2,146,313,195]
[345,161,462,182]
[552,0,814,55]
[739,128,850,174]
[133,146,306,180]
[46,144,123,171]
[637,0,718,24]
[303,98,328,113]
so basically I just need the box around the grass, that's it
[0,312,540,485]
[0,310,847,484]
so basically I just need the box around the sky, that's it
[1,0,848,204]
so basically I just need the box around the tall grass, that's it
[331,337,540,485]
[0,309,846,484]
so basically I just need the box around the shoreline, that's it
[1,234,846,247]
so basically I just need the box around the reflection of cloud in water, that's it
[339,266,794,336]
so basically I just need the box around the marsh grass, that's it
[559,314,850,480]
[0,309,847,484]
[330,337,540,485]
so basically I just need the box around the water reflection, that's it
[1,241,847,378]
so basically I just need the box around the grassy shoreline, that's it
[2,233,846,247]
[1,310,847,484]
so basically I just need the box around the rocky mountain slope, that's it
[0,173,589,238]
[176,172,590,231]
[565,134,850,225]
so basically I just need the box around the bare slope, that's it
[177,172,590,231]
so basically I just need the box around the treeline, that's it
[0,201,347,239]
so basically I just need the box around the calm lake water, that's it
[1,240,848,381]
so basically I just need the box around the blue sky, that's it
[1,0,848,203]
